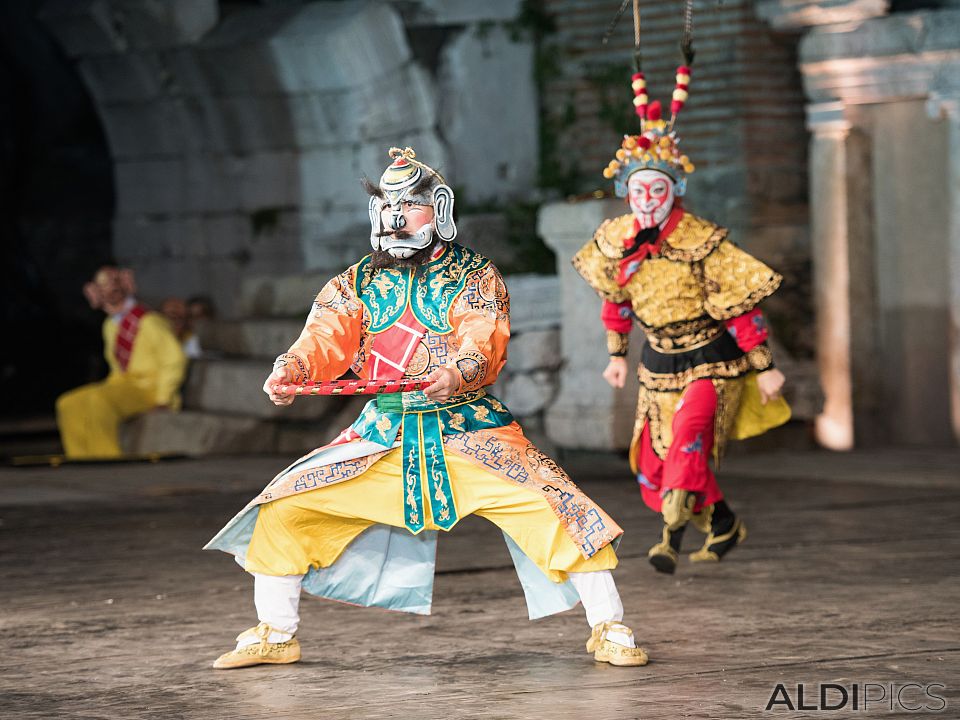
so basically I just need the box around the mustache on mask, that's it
[375,229,413,239]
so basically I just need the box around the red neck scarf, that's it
[616,207,684,287]
[114,304,148,371]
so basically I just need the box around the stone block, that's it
[97,99,192,160]
[539,199,642,450]
[498,371,557,417]
[114,158,184,215]
[269,2,411,93]
[120,410,276,456]
[183,358,339,420]
[197,318,306,359]
[237,271,331,318]
[504,274,560,333]
[78,53,163,103]
[800,8,960,63]
[354,64,437,142]
[298,145,365,206]
[399,0,522,25]
[40,0,218,56]
[538,199,625,256]
[287,89,357,148]
[302,225,367,274]
[239,151,300,212]
[209,95,300,154]
[756,0,888,31]
[458,214,516,268]
[188,43,285,96]
[438,25,538,203]
[505,329,561,373]
[127,257,240,317]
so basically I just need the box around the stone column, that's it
[539,198,640,450]
[928,91,960,444]
[807,102,855,450]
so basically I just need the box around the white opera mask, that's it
[366,147,456,259]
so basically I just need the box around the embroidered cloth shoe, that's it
[212,622,301,669]
[585,621,649,667]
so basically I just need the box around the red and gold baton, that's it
[274,379,431,397]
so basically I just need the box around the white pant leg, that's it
[236,573,303,648]
[568,570,635,648]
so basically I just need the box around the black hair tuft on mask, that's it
[361,176,384,199]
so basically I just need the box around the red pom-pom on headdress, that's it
[646,100,662,122]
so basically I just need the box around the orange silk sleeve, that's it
[447,264,511,393]
[276,270,363,383]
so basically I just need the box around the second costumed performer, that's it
[206,147,648,669]
[573,52,792,575]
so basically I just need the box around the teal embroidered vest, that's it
[354,243,490,335]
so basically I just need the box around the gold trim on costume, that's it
[638,355,751,391]
[646,325,724,353]
[659,214,727,262]
[571,241,628,304]
[746,345,774,371]
[593,214,638,259]
[607,330,630,356]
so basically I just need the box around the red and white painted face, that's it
[627,170,675,229]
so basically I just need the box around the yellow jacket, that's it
[102,312,188,408]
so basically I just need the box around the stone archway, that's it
[38,0,448,316]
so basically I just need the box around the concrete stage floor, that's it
[1,449,958,719]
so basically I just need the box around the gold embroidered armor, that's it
[573,211,783,460]
[573,212,781,347]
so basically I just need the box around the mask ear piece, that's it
[675,177,687,197]
[368,196,383,251]
[432,184,457,242]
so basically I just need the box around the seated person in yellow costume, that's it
[206,148,647,670]
[55,266,187,459]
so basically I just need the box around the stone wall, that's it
[38,0,540,316]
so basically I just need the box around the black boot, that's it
[689,500,747,563]
[647,523,686,574]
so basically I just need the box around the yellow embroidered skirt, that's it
[245,447,618,583]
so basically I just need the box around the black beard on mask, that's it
[369,242,437,270]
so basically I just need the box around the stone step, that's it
[120,397,369,458]
[182,358,341,420]
[197,317,306,359]
[120,410,277,457]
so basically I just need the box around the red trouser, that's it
[636,379,724,514]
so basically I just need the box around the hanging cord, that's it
[601,0,642,73]
[601,0,631,46]
[632,0,641,72]
[680,0,695,66]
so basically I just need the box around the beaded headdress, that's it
[601,0,696,197]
